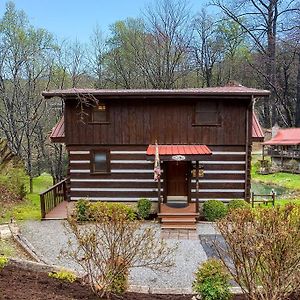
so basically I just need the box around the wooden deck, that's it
[44,201,75,220]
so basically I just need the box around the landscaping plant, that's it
[48,270,77,283]
[227,199,250,211]
[137,198,152,219]
[74,199,90,221]
[63,202,175,298]
[0,256,9,270]
[193,258,232,300]
[213,205,300,300]
[203,200,227,221]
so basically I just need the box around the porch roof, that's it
[146,144,212,160]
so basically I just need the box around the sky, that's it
[0,0,212,43]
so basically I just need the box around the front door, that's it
[166,161,188,200]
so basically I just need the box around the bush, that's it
[137,198,152,219]
[48,270,77,283]
[89,202,136,221]
[203,200,227,221]
[227,200,250,211]
[193,258,232,300]
[1,167,27,199]
[0,256,9,270]
[75,199,90,221]
[215,205,300,300]
[63,202,175,298]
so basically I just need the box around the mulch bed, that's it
[0,265,298,300]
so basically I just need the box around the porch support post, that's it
[157,175,162,213]
[196,160,199,213]
[262,145,265,161]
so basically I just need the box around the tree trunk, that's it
[295,52,300,127]
[29,176,33,194]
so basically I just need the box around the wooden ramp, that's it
[44,201,74,220]
[158,203,198,230]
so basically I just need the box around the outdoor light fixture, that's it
[191,164,205,177]
[97,103,106,111]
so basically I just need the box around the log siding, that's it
[67,145,247,202]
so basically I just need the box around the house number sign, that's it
[172,155,186,161]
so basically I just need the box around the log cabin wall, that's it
[64,96,252,203]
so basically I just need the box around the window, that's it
[91,150,110,173]
[193,101,221,126]
[91,102,109,123]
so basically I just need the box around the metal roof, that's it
[42,86,270,99]
[263,128,300,145]
[146,144,212,156]
[252,113,264,142]
[49,116,64,142]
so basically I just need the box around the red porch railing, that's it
[40,179,67,219]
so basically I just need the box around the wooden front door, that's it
[166,162,188,197]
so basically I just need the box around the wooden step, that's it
[158,212,199,217]
[161,224,197,230]
[161,218,197,223]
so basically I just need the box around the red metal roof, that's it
[146,144,212,156]
[263,128,300,145]
[42,85,270,99]
[252,113,264,142]
[50,116,65,143]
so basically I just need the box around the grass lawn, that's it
[251,154,300,191]
[1,173,53,223]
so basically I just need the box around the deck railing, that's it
[40,179,67,219]
[251,191,276,208]
[267,149,300,159]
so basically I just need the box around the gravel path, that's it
[19,220,216,292]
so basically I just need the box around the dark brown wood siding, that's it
[65,98,248,146]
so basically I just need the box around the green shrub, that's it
[48,270,77,283]
[193,258,232,300]
[137,198,152,219]
[89,202,136,221]
[75,199,91,221]
[0,256,9,270]
[203,200,227,221]
[1,167,27,199]
[227,200,250,211]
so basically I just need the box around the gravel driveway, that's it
[19,220,216,292]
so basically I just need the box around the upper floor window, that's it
[193,101,221,126]
[91,150,110,173]
[91,102,109,123]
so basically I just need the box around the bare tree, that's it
[211,0,300,127]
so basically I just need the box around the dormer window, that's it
[91,102,109,123]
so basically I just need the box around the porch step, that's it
[162,218,197,223]
[158,213,198,217]
[161,224,197,230]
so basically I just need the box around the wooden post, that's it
[272,191,275,207]
[262,145,265,161]
[40,194,46,219]
[251,192,254,208]
[196,161,199,213]
[158,176,161,213]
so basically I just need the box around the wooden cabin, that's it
[262,128,300,173]
[42,86,268,228]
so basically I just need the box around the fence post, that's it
[251,192,254,208]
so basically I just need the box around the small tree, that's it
[212,205,300,300]
[63,202,175,298]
